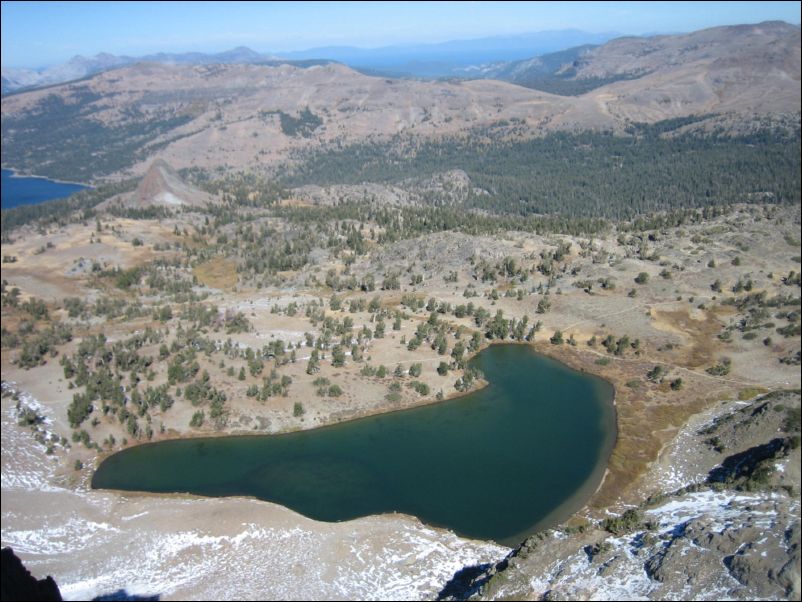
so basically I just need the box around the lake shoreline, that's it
[3,339,618,549]
[91,344,617,546]
[1,166,91,210]
[1,165,92,188]
[1,385,510,600]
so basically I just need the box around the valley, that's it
[1,16,800,602]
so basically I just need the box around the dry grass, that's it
[535,341,738,510]
[193,257,238,290]
[3,203,800,538]
[276,198,315,207]
[738,386,770,401]
[650,308,723,368]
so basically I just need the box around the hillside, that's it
[100,159,218,210]
[0,47,289,94]
[1,61,591,181]
[473,20,802,103]
[1,13,801,602]
[1,22,799,183]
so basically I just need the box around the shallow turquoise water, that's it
[92,344,616,545]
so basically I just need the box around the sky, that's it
[2,1,800,68]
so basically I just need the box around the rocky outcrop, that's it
[439,489,800,601]
[131,159,216,208]
[100,159,217,211]
[441,391,802,601]
[1,547,62,601]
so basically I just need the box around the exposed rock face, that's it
[640,494,799,599]
[1,547,62,601]
[439,490,800,601]
[100,159,217,210]
[132,159,215,208]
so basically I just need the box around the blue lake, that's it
[93,345,617,545]
[1,168,88,210]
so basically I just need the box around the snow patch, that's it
[155,191,185,206]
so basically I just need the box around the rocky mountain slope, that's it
[472,21,801,100]
[100,159,218,210]
[2,22,799,182]
[459,44,600,95]
[570,21,799,82]
[0,60,604,181]
[440,390,802,601]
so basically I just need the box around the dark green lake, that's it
[92,345,616,545]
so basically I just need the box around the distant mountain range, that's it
[1,47,285,94]
[2,21,799,182]
[464,20,802,95]
[277,29,621,77]
[1,29,621,93]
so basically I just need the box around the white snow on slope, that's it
[2,387,508,601]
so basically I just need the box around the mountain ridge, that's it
[2,21,799,182]
[0,30,605,93]
[1,28,626,92]
[463,20,801,95]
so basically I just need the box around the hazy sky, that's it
[2,1,800,68]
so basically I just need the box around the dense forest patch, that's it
[282,125,800,219]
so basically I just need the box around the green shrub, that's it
[601,508,642,535]
[189,411,204,427]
